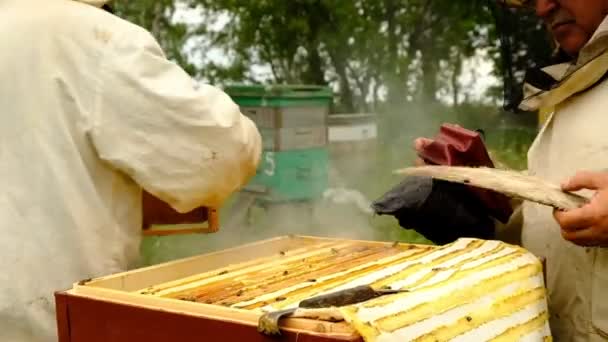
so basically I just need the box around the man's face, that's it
[536,0,608,56]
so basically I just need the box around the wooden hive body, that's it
[58,236,551,342]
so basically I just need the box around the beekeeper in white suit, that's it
[0,0,262,340]
[414,0,608,340]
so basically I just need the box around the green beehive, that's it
[225,85,332,202]
[246,148,330,202]
[224,84,332,110]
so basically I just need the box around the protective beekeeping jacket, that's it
[518,16,608,342]
[0,0,261,341]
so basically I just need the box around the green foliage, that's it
[112,1,553,114]
[188,1,492,110]
[112,0,198,75]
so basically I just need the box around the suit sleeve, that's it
[89,26,261,212]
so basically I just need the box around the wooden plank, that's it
[280,107,328,128]
[55,292,71,342]
[231,247,432,311]
[142,239,418,297]
[57,291,361,342]
[261,127,328,151]
[245,247,436,311]
[138,241,347,296]
[142,208,221,236]
[158,245,362,299]
[84,236,431,292]
[394,165,588,210]
[295,235,432,249]
[217,253,400,306]
[68,286,358,338]
[169,245,401,305]
[242,107,328,129]
[242,107,276,128]
[134,241,340,294]
[142,191,211,227]
[84,236,323,291]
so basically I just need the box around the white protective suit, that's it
[518,16,608,342]
[0,0,261,341]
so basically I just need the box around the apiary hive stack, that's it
[225,85,332,203]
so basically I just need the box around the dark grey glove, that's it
[372,176,495,245]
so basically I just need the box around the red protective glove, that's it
[417,123,513,223]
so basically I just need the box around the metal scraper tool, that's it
[257,285,407,336]
[394,165,589,210]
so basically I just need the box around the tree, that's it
[111,1,553,113]
[485,4,554,110]
[112,0,198,75]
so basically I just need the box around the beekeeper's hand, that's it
[413,138,434,166]
[554,171,608,247]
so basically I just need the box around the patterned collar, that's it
[520,15,608,111]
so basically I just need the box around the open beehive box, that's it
[56,235,551,342]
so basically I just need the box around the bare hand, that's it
[413,138,434,166]
[553,171,608,247]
